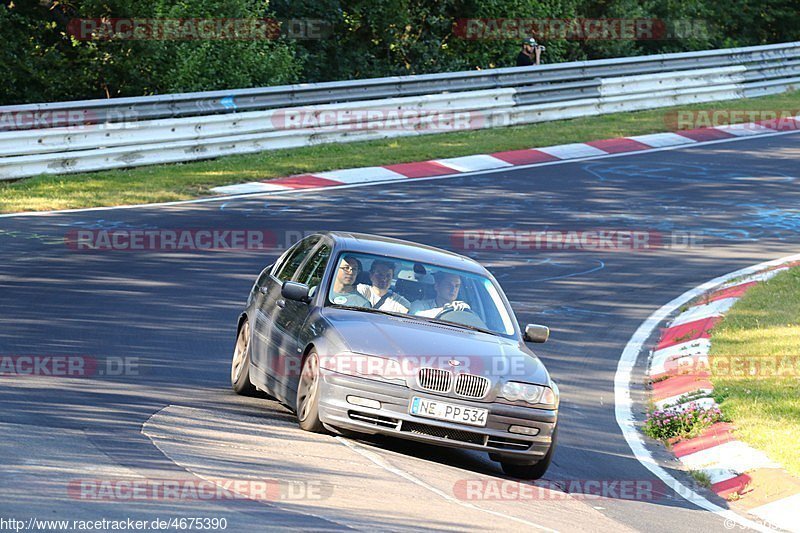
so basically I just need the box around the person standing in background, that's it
[516,37,542,66]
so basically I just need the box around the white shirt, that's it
[357,284,410,313]
[409,299,470,318]
[409,298,442,317]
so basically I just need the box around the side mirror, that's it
[281,281,311,303]
[523,324,549,343]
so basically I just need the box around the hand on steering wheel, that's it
[435,301,471,318]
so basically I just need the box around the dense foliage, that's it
[2,0,798,105]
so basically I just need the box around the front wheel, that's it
[296,351,326,433]
[231,319,256,396]
[500,425,557,479]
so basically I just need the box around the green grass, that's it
[709,267,800,477]
[689,469,713,489]
[2,90,799,213]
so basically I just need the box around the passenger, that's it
[409,271,470,318]
[330,255,371,307]
[357,260,411,313]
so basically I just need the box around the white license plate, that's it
[409,397,488,427]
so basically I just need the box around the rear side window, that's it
[297,244,332,291]
[275,236,319,282]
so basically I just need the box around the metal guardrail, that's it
[1,42,799,180]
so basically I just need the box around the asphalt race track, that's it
[2,132,799,531]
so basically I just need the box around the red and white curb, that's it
[646,261,800,531]
[614,253,800,533]
[211,119,799,195]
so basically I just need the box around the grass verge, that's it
[1,90,799,213]
[710,267,800,478]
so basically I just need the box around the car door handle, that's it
[276,299,286,308]
[258,286,268,295]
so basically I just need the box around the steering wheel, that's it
[435,308,488,330]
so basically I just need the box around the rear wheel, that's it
[297,351,326,433]
[500,425,557,480]
[231,319,256,396]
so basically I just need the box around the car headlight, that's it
[501,381,558,408]
[320,352,406,383]
[539,382,559,408]
[501,381,543,403]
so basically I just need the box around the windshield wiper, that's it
[330,304,405,318]
[418,316,500,337]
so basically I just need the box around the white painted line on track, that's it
[749,493,800,533]
[650,354,710,379]
[670,298,738,327]
[700,467,741,486]
[313,166,408,184]
[669,396,717,413]
[433,154,513,172]
[615,252,800,533]
[717,268,789,290]
[537,143,607,159]
[714,123,775,137]
[627,132,697,147]
[2,128,799,219]
[211,182,292,194]
[649,339,712,377]
[654,390,714,410]
[336,437,559,533]
[141,405,357,532]
[678,440,779,475]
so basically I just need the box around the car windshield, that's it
[326,252,517,337]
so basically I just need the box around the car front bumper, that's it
[318,370,557,462]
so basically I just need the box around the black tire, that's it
[231,319,257,396]
[296,350,326,433]
[500,425,557,480]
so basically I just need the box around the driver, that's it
[330,255,371,307]
[409,271,470,318]
[357,259,411,313]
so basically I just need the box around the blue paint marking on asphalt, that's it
[0,228,63,245]
[533,306,609,317]
[747,207,800,231]
[219,200,277,217]
[52,219,159,230]
[582,161,796,185]
[530,259,605,282]
[597,198,800,242]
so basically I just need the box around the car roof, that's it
[320,231,486,275]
